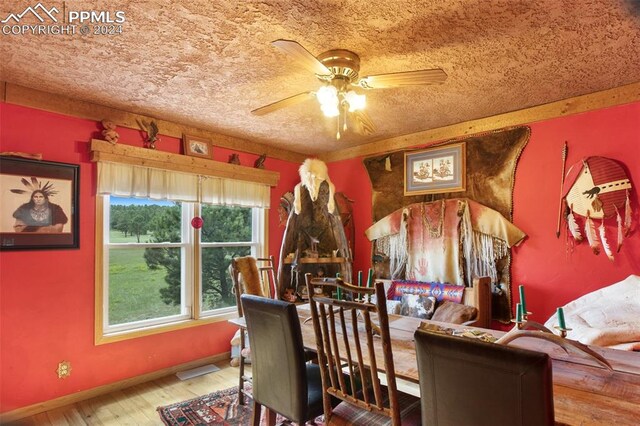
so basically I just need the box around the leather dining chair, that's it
[229,256,277,405]
[305,273,421,426]
[414,328,555,426]
[240,294,325,426]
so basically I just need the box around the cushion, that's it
[431,300,478,324]
[386,300,402,315]
[400,294,437,319]
[388,280,465,304]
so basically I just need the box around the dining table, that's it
[230,304,640,425]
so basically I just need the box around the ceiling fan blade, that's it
[251,91,315,116]
[351,110,376,135]
[356,68,447,89]
[271,39,332,76]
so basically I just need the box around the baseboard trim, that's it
[0,352,230,423]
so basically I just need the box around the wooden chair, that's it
[240,294,326,425]
[305,273,421,426]
[229,255,277,405]
[414,328,555,426]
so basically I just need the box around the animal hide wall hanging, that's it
[562,156,634,259]
[364,126,530,322]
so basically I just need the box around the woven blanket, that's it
[388,280,465,304]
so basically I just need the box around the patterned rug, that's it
[158,385,420,425]
[157,386,318,425]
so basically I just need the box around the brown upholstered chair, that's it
[240,294,326,425]
[229,255,277,405]
[414,328,555,426]
[305,273,421,426]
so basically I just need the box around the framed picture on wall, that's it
[0,157,80,250]
[404,142,466,195]
[182,134,213,159]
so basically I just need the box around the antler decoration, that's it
[496,321,613,371]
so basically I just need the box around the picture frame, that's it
[182,134,213,159]
[404,142,466,195]
[0,157,80,250]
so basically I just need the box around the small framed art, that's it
[0,157,80,250]
[182,134,213,159]
[404,142,466,195]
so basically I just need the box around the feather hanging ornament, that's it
[615,205,624,252]
[584,210,600,255]
[566,203,583,242]
[624,189,632,237]
[598,220,614,261]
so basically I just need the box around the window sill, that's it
[95,311,237,345]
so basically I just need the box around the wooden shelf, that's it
[283,257,347,264]
[89,139,279,186]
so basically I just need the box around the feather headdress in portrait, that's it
[10,177,58,197]
[562,156,633,258]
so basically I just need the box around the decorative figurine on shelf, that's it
[228,153,241,165]
[303,232,320,258]
[254,153,267,169]
[101,119,119,145]
[136,119,159,149]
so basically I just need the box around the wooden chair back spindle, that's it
[305,273,401,426]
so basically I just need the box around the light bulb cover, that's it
[321,103,339,117]
[317,85,338,106]
[345,90,366,111]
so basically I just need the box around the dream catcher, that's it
[562,156,633,260]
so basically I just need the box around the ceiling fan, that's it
[251,39,448,139]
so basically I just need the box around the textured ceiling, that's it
[1,0,639,155]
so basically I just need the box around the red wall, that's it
[330,101,640,325]
[0,103,300,413]
[1,100,638,413]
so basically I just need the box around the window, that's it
[98,195,265,341]
[92,153,275,344]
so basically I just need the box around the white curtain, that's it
[97,162,270,208]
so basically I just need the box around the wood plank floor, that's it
[7,360,244,425]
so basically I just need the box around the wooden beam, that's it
[90,139,280,186]
[4,81,638,163]
[319,81,640,162]
[2,82,307,163]
[0,352,230,424]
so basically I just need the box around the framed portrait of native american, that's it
[0,157,80,250]
[404,142,466,195]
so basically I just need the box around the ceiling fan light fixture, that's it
[317,85,340,117]
[345,90,366,112]
[321,103,340,117]
[316,85,338,104]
